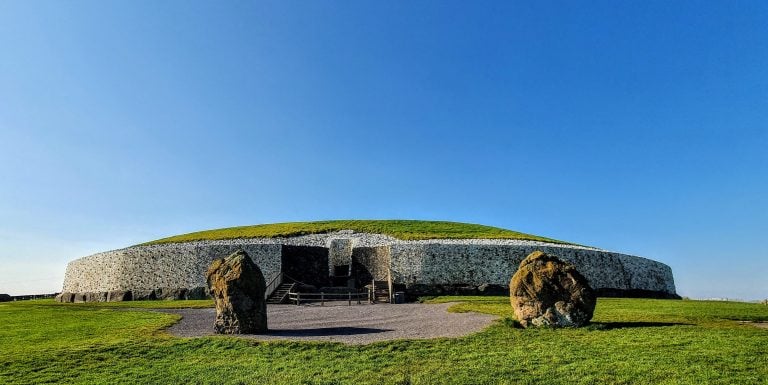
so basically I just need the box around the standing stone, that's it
[510,251,596,328]
[206,250,267,334]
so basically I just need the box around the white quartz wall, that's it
[62,234,676,296]
[328,238,354,274]
[62,243,281,293]
[389,243,675,294]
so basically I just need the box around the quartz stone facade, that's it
[60,232,677,301]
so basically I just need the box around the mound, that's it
[59,220,678,302]
[143,220,573,245]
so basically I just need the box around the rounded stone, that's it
[510,251,596,328]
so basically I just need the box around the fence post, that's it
[296,293,300,306]
[321,292,324,306]
[348,292,351,306]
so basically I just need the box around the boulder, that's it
[107,290,132,302]
[478,283,508,296]
[510,251,596,328]
[186,286,208,300]
[155,287,187,300]
[206,250,267,334]
[87,292,108,302]
[132,290,157,301]
[55,292,75,303]
[0,293,11,302]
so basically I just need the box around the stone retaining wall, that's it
[60,233,677,301]
[63,243,282,294]
[389,243,675,294]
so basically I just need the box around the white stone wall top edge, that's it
[70,231,650,260]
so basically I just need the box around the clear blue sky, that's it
[0,1,766,299]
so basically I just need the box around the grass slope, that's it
[143,220,572,245]
[2,298,767,384]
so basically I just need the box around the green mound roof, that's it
[143,220,573,245]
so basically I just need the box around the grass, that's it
[27,299,215,309]
[142,220,573,245]
[2,297,767,384]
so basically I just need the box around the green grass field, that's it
[143,220,573,245]
[1,297,766,385]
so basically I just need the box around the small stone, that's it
[510,251,596,328]
[206,250,267,334]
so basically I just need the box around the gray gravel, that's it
[156,302,498,344]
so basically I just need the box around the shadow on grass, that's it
[500,317,691,330]
[587,321,692,330]
[263,327,393,337]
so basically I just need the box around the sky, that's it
[0,1,766,300]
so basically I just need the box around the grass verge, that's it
[1,297,766,384]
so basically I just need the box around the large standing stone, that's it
[510,251,596,328]
[206,250,267,334]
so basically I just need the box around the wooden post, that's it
[357,291,361,305]
[321,292,324,306]
[348,292,352,306]
[296,293,300,306]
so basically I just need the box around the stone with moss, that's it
[509,251,596,328]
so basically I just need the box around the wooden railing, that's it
[288,291,370,306]
[264,271,283,300]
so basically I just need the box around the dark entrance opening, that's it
[281,245,330,287]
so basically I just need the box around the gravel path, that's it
[156,302,498,344]
[739,321,768,330]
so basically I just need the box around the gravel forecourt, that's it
[157,302,498,344]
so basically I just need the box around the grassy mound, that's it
[143,220,573,245]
